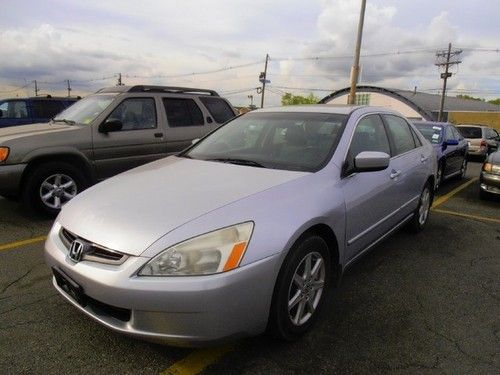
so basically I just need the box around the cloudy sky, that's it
[0,0,499,106]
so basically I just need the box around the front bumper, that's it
[0,163,26,196]
[480,171,500,195]
[44,222,281,347]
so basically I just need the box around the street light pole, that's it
[348,0,367,105]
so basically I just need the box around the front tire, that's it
[409,182,432,233]
[22,162,88,217]
[268,235,331,341]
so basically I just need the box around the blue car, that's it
[414,121,468,190]
[0,96,78,128]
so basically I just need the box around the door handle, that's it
[390,169,401,179]
[154,132,164,138]
[420,155,428,163]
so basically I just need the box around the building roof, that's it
[319,85,500,121]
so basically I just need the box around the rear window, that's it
[199,97,235,123]
[457,126,482,139]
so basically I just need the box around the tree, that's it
[456,94,485,102]
[281,92,319,106]
[488,98,500,105]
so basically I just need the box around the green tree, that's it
[488,98,500,105]
[281,92,319,106]
[456,94,485,101]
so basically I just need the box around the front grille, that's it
[59,228,128,265]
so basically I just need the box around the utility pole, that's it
[348,0,367,105]
[435,43,462,121]
[117,73,123,86]
[34,80,39,97]
[66,80,72,97]
[259,54,270,108]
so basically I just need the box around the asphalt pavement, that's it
[0,161,498,374]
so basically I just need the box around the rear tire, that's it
[409,182,432,233]
[268,235,331,341]
[22,162,88,217]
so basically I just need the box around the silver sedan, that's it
[45,105,436,347]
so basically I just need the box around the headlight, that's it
[483,163,492,172]
[0,147,9,162]
[138,222,254,276]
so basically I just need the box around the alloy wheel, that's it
[418,186,431,226]
[39,174,77,209]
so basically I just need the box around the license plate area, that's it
[52,267,87,307]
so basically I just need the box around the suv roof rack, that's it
[127,85,219,96]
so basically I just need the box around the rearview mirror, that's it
[99,118,122,133]
[445,139,459,146]
[354,151,390,172]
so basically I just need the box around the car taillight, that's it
[483,163,492,172]
[480,140,487,148]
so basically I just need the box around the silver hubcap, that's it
[288,251,325,326]
[39,174,77,209]
[418,187,431,226]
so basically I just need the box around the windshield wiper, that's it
[52,118,76,125]
[206,158,266,168]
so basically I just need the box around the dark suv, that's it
[0,85,237,215]
[0,96,79,128]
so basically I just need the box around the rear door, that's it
[443,126,460,174]
[92,96,167,179]
[162,96,214,153]
[381,114,426,220]
[341,114,400,261]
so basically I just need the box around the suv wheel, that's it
[23,162,88,217]
[268,235,331,341]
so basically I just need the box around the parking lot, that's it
[0,161,498,375]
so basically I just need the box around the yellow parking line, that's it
[0,235,47,252]
[431,177,478,209]
[433,209,500,224]
[160,345,233,375]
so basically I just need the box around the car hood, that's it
[58,156,308,256]
[0,122,75,143]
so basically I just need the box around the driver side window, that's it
[346,115,391,172]
[107,98,157,130]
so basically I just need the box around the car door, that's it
[341,114,401,261]
[162,96,214,154]
[381,114,426,220]
[92,96,167,179]
[452,126,467,170]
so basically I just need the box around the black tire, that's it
[435,161,444,191]
[479,188,490,200]
[408,182,432,233]
[22,162,88,217]
[268,234,332,341]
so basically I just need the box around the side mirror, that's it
[99,118,122,133]
[354,151,390,172]
[191,138,200,145]
[445,139,459,146]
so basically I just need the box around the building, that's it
[319,86,500,130]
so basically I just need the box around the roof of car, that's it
[254,104,365,114]
[1,96,79,101]
[96,85,219,96]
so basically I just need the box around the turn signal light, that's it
[0,147,9,162]
[483,163,492,172]
[480,140,487,148]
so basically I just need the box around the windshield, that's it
[415,124,443,144]
[53,93,117,125]
[184,112,347,172]
[457,126,482,139]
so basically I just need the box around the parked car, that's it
[413,121,468,190]
[479,149,500,199]
[0,85,237,215]
[456,125,499,158]
[0,95,79,128]
[45,105,436,347]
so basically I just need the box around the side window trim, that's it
[103,97,157,131]
[380,114,418,157]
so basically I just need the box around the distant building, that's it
[320,85,500,129]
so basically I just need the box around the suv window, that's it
[0,100,28,119]
[457,126,481,139]
[347,115,390,169]
[32,100,64,119]
[445,126,454,141]
[383,115,416,155]
[163,98,204,127]
[199,97,235,123]
[107,98,156,130]
[487,128,499,139]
